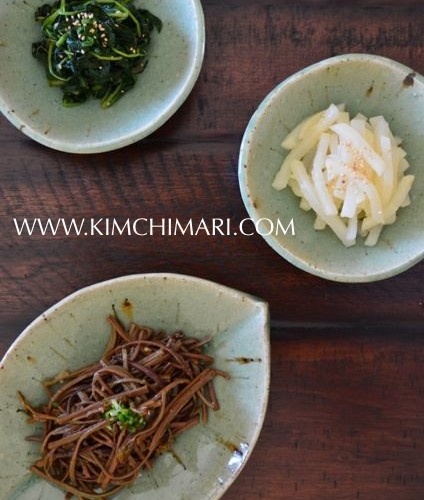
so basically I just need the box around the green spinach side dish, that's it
[32,0,162,108]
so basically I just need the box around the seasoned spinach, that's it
[32,0,162,107]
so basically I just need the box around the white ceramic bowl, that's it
[0,273,269,500]
[239,54,424,282]
[0,0,205,153]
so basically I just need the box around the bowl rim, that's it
[0,272,270,500]
[0,0,206,154]
[238,53,424,283]
[1,272,270,363]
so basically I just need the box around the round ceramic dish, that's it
[239,54,424,283]
[0,0,205,153]
[0,273,270,500]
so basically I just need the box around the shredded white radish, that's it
[272,104,414,247]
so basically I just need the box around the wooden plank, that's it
[224,328,424,499]
[1,2,424,499]
[0,138,423,340]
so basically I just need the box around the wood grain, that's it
[0,1,424,499]
[225,327,424,500]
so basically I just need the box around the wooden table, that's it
[1,1,423,498]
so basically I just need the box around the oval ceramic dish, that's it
[239,54,424,283]
[0,273,270,500]
[0,0,205,153]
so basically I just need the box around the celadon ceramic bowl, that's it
[0,0,205,153]
[0,274,270,500]
[239,54,424,282]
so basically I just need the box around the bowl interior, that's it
[0,0,204,153]
[239,54,424,282]
[0,274,269,500]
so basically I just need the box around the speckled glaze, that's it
[0,274,269,500]
[239,54,424,283]
[0,0,205,153]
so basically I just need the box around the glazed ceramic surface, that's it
[0,0,205,153]
[0,274,269,500]
[239,54,424,282]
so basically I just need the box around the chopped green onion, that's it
[104,400,146,433]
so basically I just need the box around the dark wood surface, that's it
[1,1,424,499]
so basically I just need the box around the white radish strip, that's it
[329,132,338,154]
[311,133,338,215]
[288,178,302,197]
[273,134,318,190]
[361,216,379,233]
[291,160,353,246]
[314,216,326,230]
[350,117,366,136]
[361,181,384,224]
[354,113,368,121]
[364,128,376,150]
[380,137,394,205]
[282,110,326,149]
[330,123,386,176]
[281,119,308,150]
[371,116,395,205]
[300,197,311,211]
[340,182,358,219]
[273,104,413,247]
[383,175,415,220]
[337,112,350,124]
[346,216,358,243]
[298,111,325,140]
[365,225,383,247]
[273,104,341,190]
[400,157,410,173]
[400,194,411,208]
